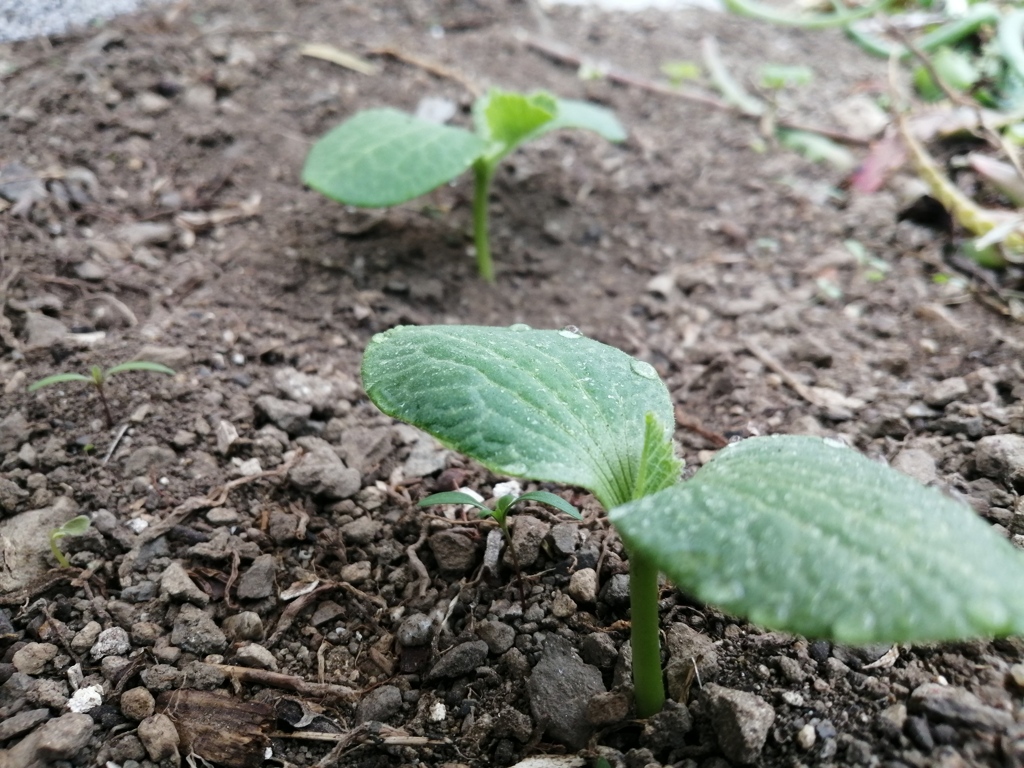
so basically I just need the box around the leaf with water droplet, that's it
[609,434,1024,643]
[362,325,675,508]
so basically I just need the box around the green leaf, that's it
[633,412,683,499]
[302,108,487,207]
[28,373,93,391]
[609,435,1024,644]
[778,129,855,170]
[58,515,92,536]
[362,325,675,509]
[418,491,492,516]
[758,63,814,89]
[542,98,627,143]
[474,89,558,158]
[105,361,176,377]
[516,490,582,520]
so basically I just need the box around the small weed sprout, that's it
[363,324,1024,717]
[420,488,580,600]
[49,515,92,568]
[302,88,625,282]
[29,361,175,429]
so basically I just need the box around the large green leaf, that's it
[610,435,1024,643]
[302,109,486,207]
[361,325,675,508]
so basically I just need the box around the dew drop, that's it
[371,332,388,344]
[509,323,531,332]
[558,325,581,339]
[629,360,658,380]
[822,436,848,449]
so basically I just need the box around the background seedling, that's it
[302,88,625,282]
[363,325,1024,718]
[29,361,176,429]
[49,515,92,568]
[420,488,581,601]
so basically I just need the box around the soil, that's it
[1,2,1023,767]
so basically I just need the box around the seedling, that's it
[420,489,581,600]
[29,361,176,429]
[363,325,1024,718]
[302,88,625,282]
[49,515,92,568]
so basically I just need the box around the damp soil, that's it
[1,2,1024,767]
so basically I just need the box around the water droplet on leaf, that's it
[509,323,531,332]
[630,360,658,380]
[558,325,581,339]
[371,332,387,344]
[823,436,848,449]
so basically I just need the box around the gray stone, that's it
[642,701,694,752]
[975,434,1024,486]
[288,440,360,499]
[91,627,130,660]
[311,601,345,627]
[256,395,312,435]
[0,410,29,453]
[665,623,719,684]
[123,446,176,477]
[429,530,478,573]
[235,643,278,671]
[0,707,49,740]
[171,604,227,655]
[141,664,184,692]
[222,612,264,642]
[600,573,631,608]
[568,568,599,604]
[337,426,393,475]
[476,620,515,655]
[547,522,579,556]
[340,560,370,584]
[160,561,209,606]
[355,684,403,723]
[23,311,68,348]
[121,687,156,720]
[527,636,606,750]
[586,690,631,726]
[396,613,434,647]
[237,554,277,600]
[908,682,1014,730]
[0,497,78,593]
[137,713,180,762]
[505,515,549,569]
[580,632,619,669]
[340,516,382,545]
[0,477,29,511]
[402,435,450,478]
[924,376,968,407]
[273,366,352,416]
[12,642,58,674]
[703,683,776,764]
[35,712,94,760]
[892,448,938,486]
[427,639,489,680]
[493,707,533,742]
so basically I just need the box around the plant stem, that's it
[500,520,527,603]
[96,387,115,429]
[472,160,496,283]
[629,548,665,718]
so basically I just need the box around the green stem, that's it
[998,9,1024,85]
[472,160,496,283]
[629,547,665,718]
[50,532,69,568]
[723,0,892,29]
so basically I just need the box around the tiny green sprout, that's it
[419,489,580,600]
[29,361,175,429]
[758,63,813,90]
[302,88,625,282]
[49,515,92,568]
[660,60,701,86]
[363,325,1024,718]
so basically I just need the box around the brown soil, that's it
[1,2,1023,767]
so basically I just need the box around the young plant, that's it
[302,88,626,282]
[29,361,176,429]
[49,515,92,568]
[420,488,581,600]
[362,325,1024,718]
